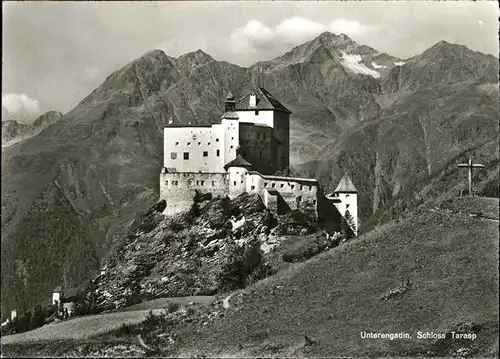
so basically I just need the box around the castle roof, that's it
[224,154,253,170]
[236,87,291,114]
[334,173,358,193]
[221,111,239,120]
[53,286,62,293]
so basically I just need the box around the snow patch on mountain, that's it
[394,61,406,66]
[371,62,387,69]
[340,51,380,78]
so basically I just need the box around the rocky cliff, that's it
[88,192,326,312]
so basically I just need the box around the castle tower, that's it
[224,152,253,199]
[234,87,291,173]
[221,92,240,165]
[333,173,358,235]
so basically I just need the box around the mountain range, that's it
[1,31,498,316]
[2,111,64,147]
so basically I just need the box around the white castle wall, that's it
[246,173,319,216]
[236,109,274,127]
[332,192,358,235]
[228,167,248,199]
[163,125,226,173]
[160,172,229,215]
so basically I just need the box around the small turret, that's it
[333,173,358,235]
[225,91,236,112]
[222,91,239,120]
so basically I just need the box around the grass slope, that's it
[0,309,164,344]
[173,197,499,357]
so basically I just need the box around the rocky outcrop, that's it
[89,193,323,312]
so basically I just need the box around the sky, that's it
[2,1,499,123]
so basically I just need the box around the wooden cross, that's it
[457,158,484,196]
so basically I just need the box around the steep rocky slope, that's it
[89,192,331,312]
[1,32,497,317]
[2,111,63,147]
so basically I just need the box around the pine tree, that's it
[345,210,356,234]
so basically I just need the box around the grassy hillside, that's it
[170,197,498,357]
[2,197,498,357]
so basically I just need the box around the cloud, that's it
[230,17,373,54]
[328,19,371,36]
[83,66,100,81]
[275,17,326,44]
[2,93,40,116]
[230,20,274,54]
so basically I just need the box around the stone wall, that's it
[159,172,229,215]
[247,172,319,217]
[239,123,273,173]
[274,111,290,171]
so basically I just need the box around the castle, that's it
[159,87,359,234]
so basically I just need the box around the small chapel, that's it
[159,87,359,235]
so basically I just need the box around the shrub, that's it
[166,302,180,313]
[116,322,132,337]
[30,305,46,329]
[216,239,264,291]
[282,233,335,263]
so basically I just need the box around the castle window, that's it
[175,142,179,147]
[184,152,189,160]
[346,204,350,208]
[196,181,199,185]
[203,151,208,157]
[233,181,237,185]
[230,145,233,149]
[187,142,192,147]
[251,185,255,190]
[300,185,303,190]
[241,181,244,184]
[291,185,295,189]
[216,138,219,142]
[310,186,313,191]
[165,180,169,185]
[280,184,284,188]
[271,183,276,188]
[201,181,205,186]
[313,199,317,205]
[198,142,202,146]
[208,142,211,146]
[212,181,215,186]
[216,149,220,157]
[255,110,259,115]
[264,182,268,187]
[346,194,350,197]
[231,137,234,140]
[259,151,263,158]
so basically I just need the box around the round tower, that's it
[224,153,253,199]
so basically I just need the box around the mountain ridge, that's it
[1,32,498,317]
[1,110,64,147]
